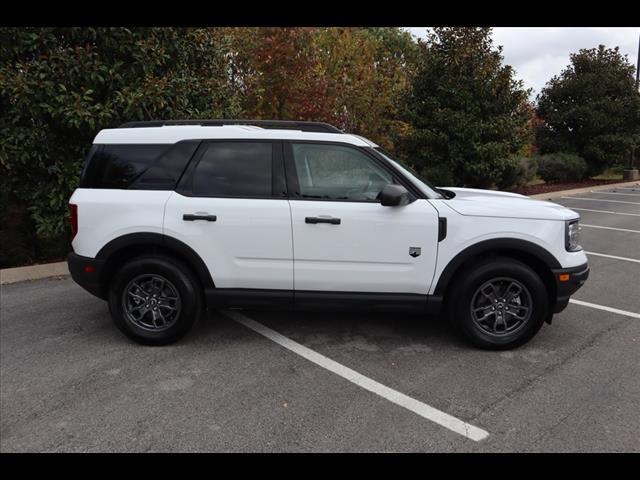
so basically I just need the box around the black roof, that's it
[118,119,343,134]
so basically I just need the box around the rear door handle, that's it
[183,213,217,222]
[305,216,341,225]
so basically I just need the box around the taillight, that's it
[69,204,78,240]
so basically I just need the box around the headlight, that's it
[566,219,582,251]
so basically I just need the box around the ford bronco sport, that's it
[68,119,589,349]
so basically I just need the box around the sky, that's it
[406,27,639,99]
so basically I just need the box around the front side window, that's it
[291,143,392,201]
[192,142,273,197]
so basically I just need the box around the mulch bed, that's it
[509,178,624,196]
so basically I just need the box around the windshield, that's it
[374,148,444,199]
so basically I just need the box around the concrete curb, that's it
[1,261,69,285]
[1,180,638,286]
[530,180,639,200]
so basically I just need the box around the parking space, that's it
[1,186,639,452]
[578,229,639,259]
[555,197,640,217]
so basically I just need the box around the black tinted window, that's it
[192,142,273,197]
[80,144,169,189]
[131,141,200,190]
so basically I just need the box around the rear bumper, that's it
[67,252,107,299]
[551,262,590,313]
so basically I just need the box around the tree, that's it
[399,27,532,187]
[0,27,241,267]
[224,27,419,150]
[536,45,640,177]
[225,27,326,121]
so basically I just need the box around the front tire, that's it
[108,255,203,345]
[447,257,549,350]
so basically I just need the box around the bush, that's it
[536,153,588,183]
[497,156,538,189]
[0,28,242,267]
[419,163,455,187]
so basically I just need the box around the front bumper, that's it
[67,252,107,299]
[551,262,590,313]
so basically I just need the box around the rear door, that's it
[286,142,440,295]
[163,140,293,291]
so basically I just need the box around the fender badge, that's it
[409,247,421,258]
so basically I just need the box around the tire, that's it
[108,255,203,345]
[447,257,549,350]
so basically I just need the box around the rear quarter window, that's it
[80,144,172,189]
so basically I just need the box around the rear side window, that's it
[131,141,200,190]
[80,144,170,189]
[191,142,273,197]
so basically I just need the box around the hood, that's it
[438,187,580,221]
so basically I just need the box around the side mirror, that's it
[379,184,411,207]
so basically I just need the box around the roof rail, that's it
[118,119,343,134]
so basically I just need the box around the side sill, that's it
[206,288,293,310]
[205,289,443,315]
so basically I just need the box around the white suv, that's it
[68,120,589,349]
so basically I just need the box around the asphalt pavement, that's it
[1,187,638,452]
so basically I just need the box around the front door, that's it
[286,142,440,295]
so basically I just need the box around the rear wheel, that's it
[108,255,202,345]
[447,257,549,350]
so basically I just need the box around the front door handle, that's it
[305,216,341,225]
[183,213,217,222]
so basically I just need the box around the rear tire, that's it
[108,255,203,345]
[447,257,548,350]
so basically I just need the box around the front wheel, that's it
[447,257,549,350]
[108,255,203,345]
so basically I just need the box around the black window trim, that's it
[282,140,426,204]
[175,139,287,200]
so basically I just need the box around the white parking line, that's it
[567,207,640,217]
[569,299,640,319]
[224,310,490,442]
[561,196,640,205]
[585,251,640,263]
[591,191,640,197]
[582,224,640,234]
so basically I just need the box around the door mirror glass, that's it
[379,184,411,207]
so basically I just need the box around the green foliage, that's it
[0,27,242,267]
[536,45,640,177]
[497,156,538,189]
[418,164,455,187]
[1,27,637,268]
[0,27,420,267]
[400,27,532,188]
[535,153,588,183]
[225,27,418,152]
